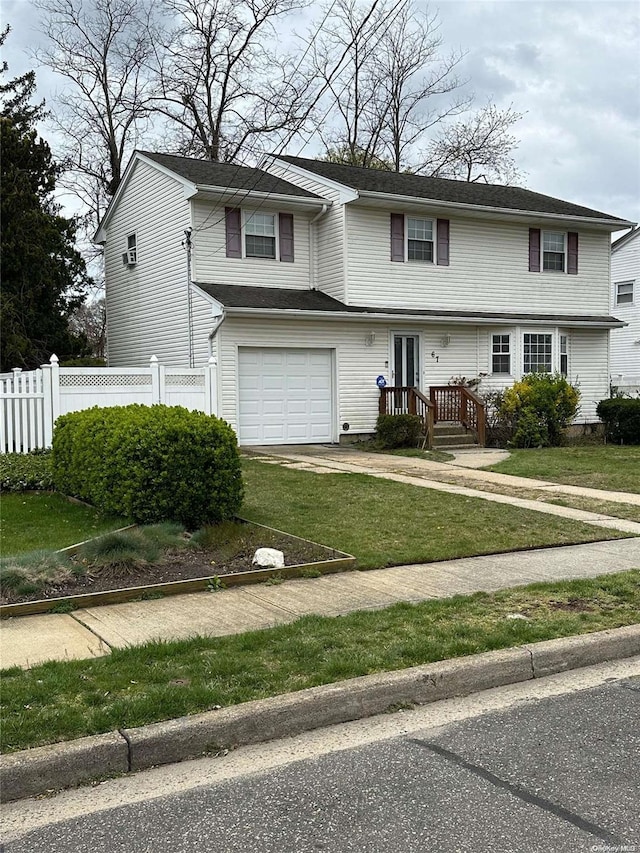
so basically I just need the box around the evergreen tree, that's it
[0,27,91,371]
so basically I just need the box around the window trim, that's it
[242,210,279,260]
[490,332,512,375]
[542,230,566,273]
[405,215,436,264]
[615,280,635,306]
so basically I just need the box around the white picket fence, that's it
[0,355,218,454]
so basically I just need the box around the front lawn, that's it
[2,570,638,753]
[487,446,640,494]
[240,460,628,569]
[0,493,128,556]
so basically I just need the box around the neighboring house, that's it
[610,226,640,391]
[96,151,634,445]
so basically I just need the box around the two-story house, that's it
[610,226,640,392]
[96,151,634,445]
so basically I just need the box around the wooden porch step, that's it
[432,431,478,448]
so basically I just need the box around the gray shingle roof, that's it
[278,155,627,221]
[194,283,623,326]
[139,151,323,199]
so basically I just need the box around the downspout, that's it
[208,307,226,358]
[309,204,328,290]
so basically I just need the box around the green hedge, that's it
[0,451,54,492]
[52,405,244,528]
[596,398,640,445]
[376,414,423,448]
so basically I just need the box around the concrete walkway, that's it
[2,445,639,671]
[248,445,640,534]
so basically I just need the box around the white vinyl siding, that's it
[610,229,640,382]
[260,160,347,301]
[104,161,191,366]
[191,199,312,288]
[345,205,610,314]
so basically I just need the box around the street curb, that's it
[0,732,129,802]
[2,624,639,802]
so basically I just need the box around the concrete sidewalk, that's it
[3,538,640,671]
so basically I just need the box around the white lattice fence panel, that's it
[163,369,208,411]
[58,368,155,415]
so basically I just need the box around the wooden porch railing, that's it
[429,385,486,446]
[378,386,435,449]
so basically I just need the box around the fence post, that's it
[150,355,161,404]
[41,354,60,446]
[205,357,217,415]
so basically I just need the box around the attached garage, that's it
[238,347,334,445]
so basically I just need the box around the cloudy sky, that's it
[3,0,640,229]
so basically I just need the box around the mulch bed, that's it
[2,527,342,606]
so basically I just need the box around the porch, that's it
[378,384,487,450]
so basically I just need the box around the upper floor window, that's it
[543,231,565,271]
[529,229,578,274]
[523,333,552,373]
[616,281,634,305]
[407,217,434,262]
[225,208,294,262]
[390,214,449,266]
[245,212,276,259]
[491,334,511,374]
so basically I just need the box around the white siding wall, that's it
[217,317,610,441]
[346,205,611,314]
[260,161,347,300]
[104,161,191,366]
[610,231,640,382]
[191,199,312,289]
[570,330,610,421]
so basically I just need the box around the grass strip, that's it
[240,461,629,569]
[487,446,640,494]
[1,493,127,556]
[2,570,639,754]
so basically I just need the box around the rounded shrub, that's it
[497,373,580,448]
[376,413,423,448]
[52,405,244,528]
[596,398,640,445]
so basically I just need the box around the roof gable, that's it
[611,226,640,253]
[277,155,629,223]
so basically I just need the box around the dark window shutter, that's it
[437,218,450,266]
[225,207,242,258]
[567,231,578,274]
[529,228,541,272]
[390,213,405,262]
[279,213,294,262]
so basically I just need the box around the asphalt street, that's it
[3,663,639,853]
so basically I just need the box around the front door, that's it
[392,334,420,387]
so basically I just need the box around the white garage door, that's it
[238,348,333,445]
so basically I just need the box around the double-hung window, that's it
[407,217,434,262]
[542,231,565,271]
[560,335,568,376]
[523,333,552,373]
[615,281,634,305]
[245,213,276,259]
[491,334,511,374]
